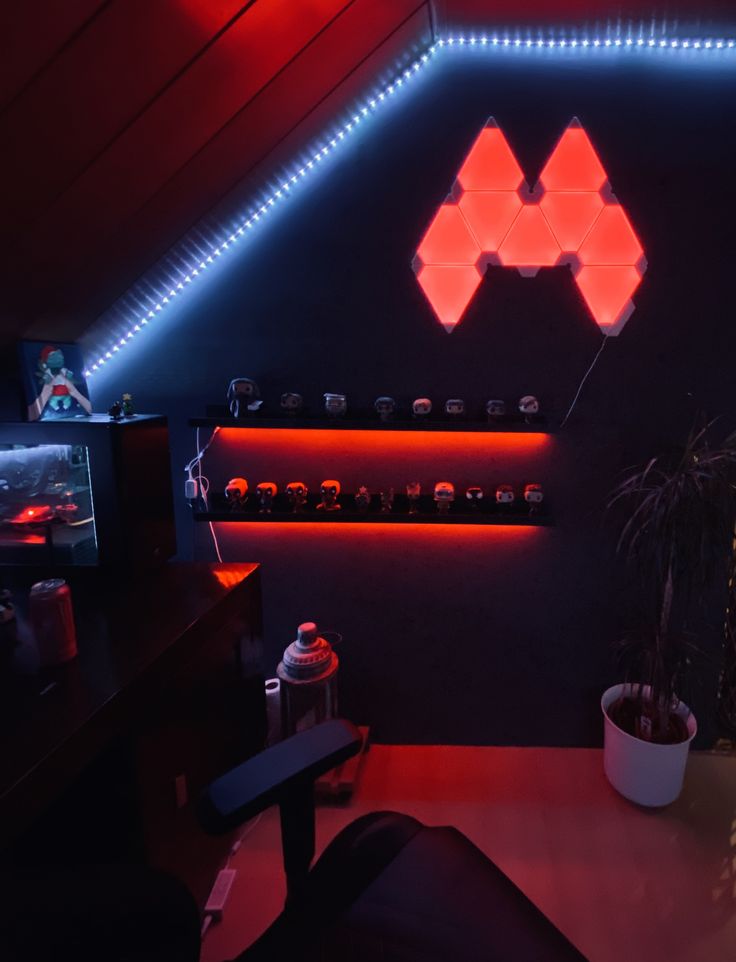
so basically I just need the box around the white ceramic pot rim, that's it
[601,683,697,749]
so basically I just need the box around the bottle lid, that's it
[278,622,338,682]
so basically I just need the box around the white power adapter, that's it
[185,477,198,500]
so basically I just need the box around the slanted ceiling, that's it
[0,0,732,350]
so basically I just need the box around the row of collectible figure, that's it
[227,378,540,422]
[222,478,544,516]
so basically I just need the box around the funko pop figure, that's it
[466,486,484,508]
[280,392,303,415]
[256,481,278,514]
[374,397,396,422]
[323,393,347,418]
[519,395,540,421]
[434,481,455,514]
[318,479,341,511]
[496,484,515,505]
[406,481,421,514]
[225,477,249,510]
[524,483,544,515]
[228,378,262,417]
[486,399,506,422]
[355,486,371,513]
[412,398,432,418]
[380,487,395,513]
[286,481,308,512]
[445,398,465,417]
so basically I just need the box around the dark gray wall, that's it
[88,47,736,746]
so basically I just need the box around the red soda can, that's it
[30,579,78,666]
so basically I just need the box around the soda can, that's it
[30,579,78,666]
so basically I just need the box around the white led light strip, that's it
[85,26,736,377]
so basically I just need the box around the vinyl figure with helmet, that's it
[256,482,278,514]
[228,378,262,417]
[374,397,396,422]
[286,482,308,513]
[412,398,432,419]
[434,481,455,514]
[225,477,249,510]
[518,395,539,422]
[318,479,341,511]
[524,483,544,516]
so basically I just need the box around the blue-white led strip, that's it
[85,25,736,378]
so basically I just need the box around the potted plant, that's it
[603,421,736,806]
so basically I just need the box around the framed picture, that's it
[18,341,93,422]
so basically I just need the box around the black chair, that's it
[198,718,588,961]
[1,720,588,961]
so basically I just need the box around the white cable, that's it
[226,813,263,868]
[559,335,608,427]
[188,426,223,562]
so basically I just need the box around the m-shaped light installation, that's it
[413,118,647,334]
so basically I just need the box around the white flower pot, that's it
[601,683,697,807]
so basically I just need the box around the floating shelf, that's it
[189,414,551,434]
[194,493,550,526]
[193,511,548,526]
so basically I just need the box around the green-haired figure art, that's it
[28,345,93,421]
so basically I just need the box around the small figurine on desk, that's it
[256,481,278,514]
[108,400,123,420]
[281,392,303,415]
[374,397,396,422]
[318,479,341,511]
[228,377,262,417]
[406,481,421,514]
[496,484,515,507]
[225,477,249,510]
[286,481,308,513]
[380,487,394,513]
[518,395,540,422]
[434,481,454,514]
[324,393,347,418]
[486,399,505,422]
[412,398,432,419]
[122,393,135,417]
[445,398,465,418]
[524,483,544,516]
[355,486,371,513]
[466,486,484,509]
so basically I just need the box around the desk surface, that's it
[0,562,259,847]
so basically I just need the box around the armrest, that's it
[198,719,361,835]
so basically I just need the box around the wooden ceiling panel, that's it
[0,0,106,110]
[10,0,354,305]
[0,0,250,231]
[69,1,431,341]
[3,0,734,350]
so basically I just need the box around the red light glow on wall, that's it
[213,520,541,543]
[214,427,550,493]
[413,118,646,335]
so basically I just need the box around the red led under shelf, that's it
[194,510,549,527]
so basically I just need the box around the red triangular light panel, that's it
[417,265,482,332]
[413,117,646,335]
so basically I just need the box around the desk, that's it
[0,563,263,891]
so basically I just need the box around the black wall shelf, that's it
[189,415,551,434]
[193,511,548,526]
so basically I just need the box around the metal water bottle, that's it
[276,622,338,737]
